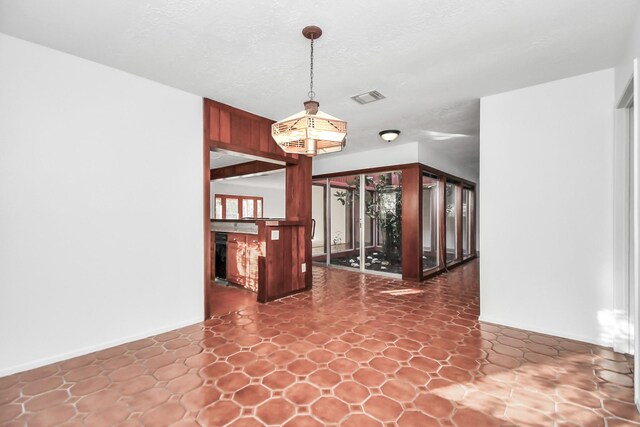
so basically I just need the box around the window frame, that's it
[214,194,264,219]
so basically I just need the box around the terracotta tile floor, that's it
[1,260,638,426]
[209,282,258,316]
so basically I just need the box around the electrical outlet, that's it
[301,263,306,273]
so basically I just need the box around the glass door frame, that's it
[462,186,476,260]
[314,173,402,278]
[419,163,477,280]
[312,163,477,282]
[444,179,462,265]
[311,181,328,258]
[422,172,441,274]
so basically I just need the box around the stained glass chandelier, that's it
[272,26,347,157]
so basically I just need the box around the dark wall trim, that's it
[313,162,476,188]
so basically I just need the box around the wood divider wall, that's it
[204,98,312,318]
[257,223,307,302]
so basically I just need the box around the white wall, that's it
[0,34,203,376]
[480,68,615,346]
[418,144,478,184]
[211,171,285,218]
[614,7,640,102]
[313,141,420,176]
[609,6,640,406]
[609,9,640,408]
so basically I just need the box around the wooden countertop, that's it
[210,218,304,226]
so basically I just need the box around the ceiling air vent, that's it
[351,90,386,105]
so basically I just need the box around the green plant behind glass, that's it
[334,173,402,263]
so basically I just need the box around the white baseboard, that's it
[478,315,613,348]
[0,317,203,378]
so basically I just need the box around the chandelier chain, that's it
[308,37,315,100]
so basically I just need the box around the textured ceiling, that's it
[1,0,638,177]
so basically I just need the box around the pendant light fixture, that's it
[272,26,347,157]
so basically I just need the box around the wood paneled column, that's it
[401,164,422,281]
[286,155,313,289]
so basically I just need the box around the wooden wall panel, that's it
[209,104,220,141]
[258,224,306,302]
[259,121,270,153]
[203,105,212,320]
[231,113,251,148]
[286,156,313,289]
[205,98,314,308]
[220,109,231,144]
[250,119,261,151]
[205,98,298,165]
[401,164,422,281]
[297,227,306,290]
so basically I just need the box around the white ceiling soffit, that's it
[215,170,285,189]
[210,152,253,170]
[1,0,638,176]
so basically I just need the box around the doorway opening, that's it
[207,150,287,316]
[614,75,636,357]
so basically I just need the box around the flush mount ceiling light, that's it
[272,26,347,157]
[379,129,400,143]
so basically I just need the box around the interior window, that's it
[215,194,264,219]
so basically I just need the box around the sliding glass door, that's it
[329,175,360,270]
[312,166,475,279]
[462,187,474,259]
[365,171,402,274]
[312,171,403,276]
[445,181,458,264]
[462,188,469,258]
[311,179,327,263]
[422,173,439,272]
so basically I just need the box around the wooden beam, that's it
[211,160,285,181]
[210,142,298,165]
